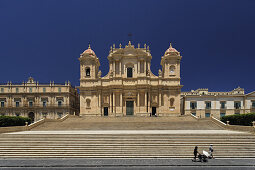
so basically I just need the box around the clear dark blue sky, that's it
[0,0,254,93]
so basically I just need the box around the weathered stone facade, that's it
[78,42,183,116]
[0,77,79,122]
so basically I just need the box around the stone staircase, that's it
[0,116,254,158]
[0,132,254,158]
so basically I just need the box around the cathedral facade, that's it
[78,41,182,117]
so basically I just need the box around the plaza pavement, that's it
[0,158,254,170]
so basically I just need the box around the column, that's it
[113,92,115,116]
[109,93,112,115]
[113,61,115,76]
[137,91,140,113]
[98,91,102,115]
[138,60,140,74]
[148,92,151,113]
[119,61,121,75]
[145,92,147,113]
[159,92,161,114]
[120,92,123,115]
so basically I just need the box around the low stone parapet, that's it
[211,116,255,133]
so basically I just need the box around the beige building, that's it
[0,77,79,122]
[78,42,183,117]
[181,88,255,119]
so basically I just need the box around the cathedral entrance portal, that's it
[126,101,134,116]
[103,107,108,116]
[152,107,156,116]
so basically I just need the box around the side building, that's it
[0,77,79,122]
[181,87,255,119]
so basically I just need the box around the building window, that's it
[16,88,19,93]
[205,113,211,117]
[86,68,90,76]
[205,101,211,109]
[58,87,61,93]
[58,100,62,107]
[43,88,46,93]
[190,102,197,109]
[220,101,226,109]
[192,112,196,116]
[234,101,241,109]
[43,101,47,107]
[252,101,255,108]
[1,101,4,108]
[29,88,32,93]
[29,101,33,107]
[1,88,4,93]
[16,113,20,117]
[220,113,226,117]
[16,102,19,107]
[127,67,133,78]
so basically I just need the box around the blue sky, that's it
[0,0,254,93]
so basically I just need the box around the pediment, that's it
[246,91,255,97]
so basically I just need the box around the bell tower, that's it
[160,43,182,84]
[79,44,100,81]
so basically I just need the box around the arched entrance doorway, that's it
[28,112,35,122]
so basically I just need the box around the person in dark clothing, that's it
[193,146,199,161]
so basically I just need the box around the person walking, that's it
[193,146,199,161]
[209,144,214,159]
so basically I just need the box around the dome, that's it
[81,44,95,56]
[165,43,179,55]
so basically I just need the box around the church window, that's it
[1,88,4,93]
[170,98,175,107]
[16,101,19,107]
[170,65,175,74]
[86,68,90,77]
[140,61,144,73]
[43,88,46,93]
[58,100,62,107]
[29,87,32,93]
[43,101,47,107]
[86,99,91,108]
[127,67,133,78]
[16,88,19,93]
[58,87,61,93]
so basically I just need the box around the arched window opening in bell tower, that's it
[170,98,175,107]
[170,65,175,74]
[86,68,90,77]
[127,67,133,78]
